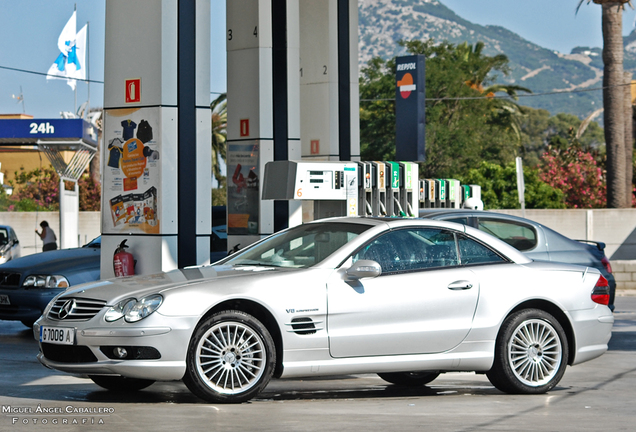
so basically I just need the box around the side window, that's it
[477,218,537,251]
[444,217,469,225]
[457,234,506,265]
[353,228,459,274]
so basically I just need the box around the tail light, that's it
[591,275,610,306]
[601,257,613,274]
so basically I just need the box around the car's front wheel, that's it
[487,309,568,394]
[183,310,276,403]
[89,375,155,391]
[378,371,440,386]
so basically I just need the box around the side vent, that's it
[290,317,317,335]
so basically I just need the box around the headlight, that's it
[23,275,69,288]
[104,295,163,323]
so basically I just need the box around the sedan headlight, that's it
[23,275,69,288]
[104,295,163,323]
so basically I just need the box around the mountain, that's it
[358,0,636,119]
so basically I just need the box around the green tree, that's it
[520,108,605,167]
[359,40,529,179]
[461,161,566,209]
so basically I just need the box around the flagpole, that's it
[86,20,90,119]
[73,3,77,115]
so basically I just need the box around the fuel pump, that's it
[372,161,388,216]
[424,179,436,208]
[358,162,373,216]
[386,162,403,216]
[462,184,472,207]
[262,161,358,221]
[447,179,461,209]
[399,162,419,217]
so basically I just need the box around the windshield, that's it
[84,237,101,248]
[224,222,370,268]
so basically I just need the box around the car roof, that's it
[305,216,531,265]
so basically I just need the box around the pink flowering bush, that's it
[1,167,100,211]
[539,146,606,209]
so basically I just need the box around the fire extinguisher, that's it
[113,240,136,277]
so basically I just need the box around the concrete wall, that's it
[0,212,101,256]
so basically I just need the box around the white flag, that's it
[66,24,87,87]
[47,11,85,90]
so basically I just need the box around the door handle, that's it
[448,280,473,290]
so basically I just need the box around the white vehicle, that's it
[35,217,613,403]
[0,225,20,264]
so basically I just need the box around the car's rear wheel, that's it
[89,375,155,391]
[183,310,276,403]
[378,371,440,386]
[487,309,568,394]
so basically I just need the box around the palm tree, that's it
[456,42,530,141]
[211,93,227,187]
[577,0,632,207]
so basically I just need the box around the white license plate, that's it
[40,326,75,345]
[0,294,9,305]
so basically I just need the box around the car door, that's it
[327,227,480,358]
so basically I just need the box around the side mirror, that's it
[346,260,382,280]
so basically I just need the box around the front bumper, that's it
[34,313,200,381]
[0,287,62,323]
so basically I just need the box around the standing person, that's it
[36,221,57,252]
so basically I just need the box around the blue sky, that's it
[1,0,635,118]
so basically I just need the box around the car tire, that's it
[377,371,440,386]
[183,310,276,404]
[89,375,155,391]
[487,309,568,394]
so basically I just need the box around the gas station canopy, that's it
[0,118,98,181]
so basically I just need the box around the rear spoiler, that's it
[575,239,606,251]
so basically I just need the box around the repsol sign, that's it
[395,55,426,162]
[397,62,417,71]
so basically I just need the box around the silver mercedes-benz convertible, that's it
[34,217,613,403]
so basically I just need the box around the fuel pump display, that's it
[262,160,483,221]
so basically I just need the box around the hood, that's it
[60,264,294,303]
[0,246,100,274]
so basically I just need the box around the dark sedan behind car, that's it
[419,209,617,310]
[0,237,101,327]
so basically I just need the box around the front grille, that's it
[48,297,107,321]
[0,272,21,286]
[41,343,98,363]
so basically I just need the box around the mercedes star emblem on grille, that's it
[58,299,76,319]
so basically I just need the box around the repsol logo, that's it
[397,63,416,71]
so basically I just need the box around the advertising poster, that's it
[102,108,161,234]
[227,142,259,235]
